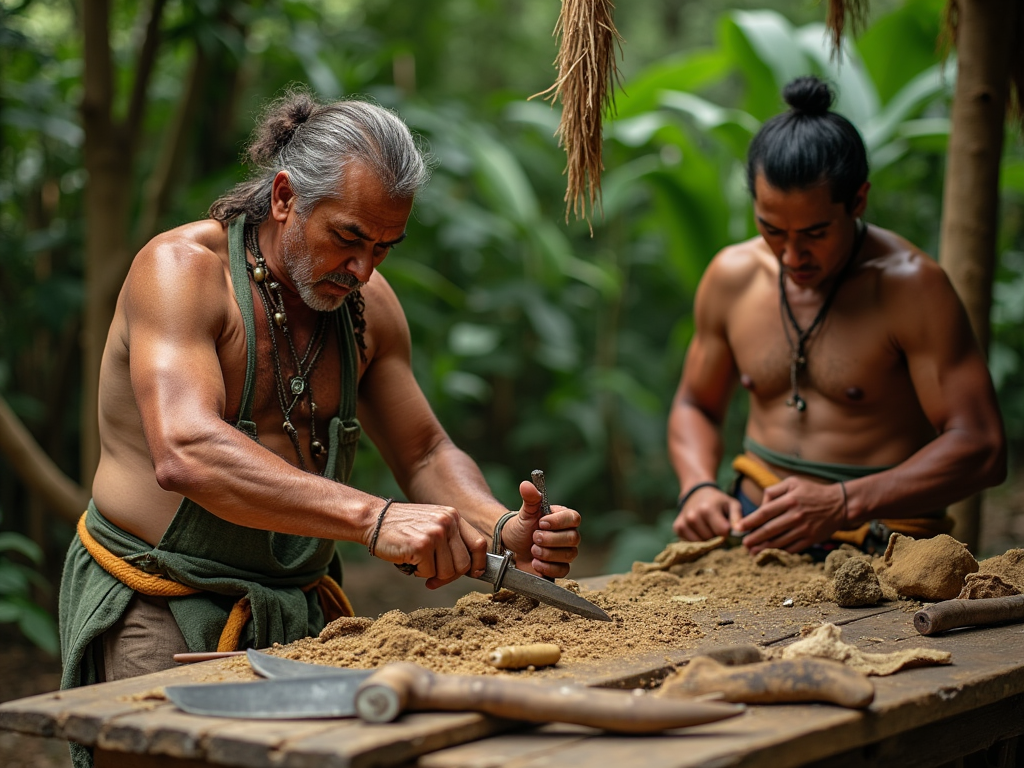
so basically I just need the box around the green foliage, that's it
[2,0,1022,586]
[0,514,60,655]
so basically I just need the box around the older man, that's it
[60,92,582,716]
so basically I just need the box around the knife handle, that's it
[173,651,247,663]
[353,662,743,733]
[529,470,555,582]
[530,470,552,517]
[914,594,1024,635]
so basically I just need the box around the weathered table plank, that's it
[408,614,1024,768]
[4,599,1023,768]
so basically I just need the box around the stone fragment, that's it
[633,537,725,573]
[777,623,951,675]
[877,533,978,601]
[831,557,883,607]
[957,572,1020,599]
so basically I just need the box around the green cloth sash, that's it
[743,437,894,483]
[59,215,363,767]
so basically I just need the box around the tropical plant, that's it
[0,510,60,654]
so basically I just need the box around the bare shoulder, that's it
[866,225,958,300]
[702,236,771,294]
[122,220,234,324]
[694,236,772,333]
[357,269,410,363]
[864,225,971,351]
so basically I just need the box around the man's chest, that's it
[726,287,908,408]
[219,310,362,436]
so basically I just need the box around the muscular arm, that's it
[124,236,474,584]
[844,261,1006,522]
[128,238,383,540]
[669,254,744,540]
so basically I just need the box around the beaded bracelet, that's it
[839,480,849,524]
[367,497,394,557]
[676,481,720,512]
[491,511,519,555]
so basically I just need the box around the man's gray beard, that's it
[280,220,365,312]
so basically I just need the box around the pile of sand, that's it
[240,543,1023,678]
[262,544,830,677]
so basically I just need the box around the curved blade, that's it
[476,553,611,622]
[166,674,374,719]
[247,650,368,680]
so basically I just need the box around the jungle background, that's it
[2,0,1024,763]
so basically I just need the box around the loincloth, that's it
[734,438,952,553]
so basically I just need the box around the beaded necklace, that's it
[778,219,866,412]
[244,223,328,470]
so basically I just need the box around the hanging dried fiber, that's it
[531,0,624,228]
[942,0,1024,128]
[824,0,869,58]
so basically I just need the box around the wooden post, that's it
[936,0,1016,553]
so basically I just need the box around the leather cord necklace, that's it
[778,219,867,412]
[244,223,328,470]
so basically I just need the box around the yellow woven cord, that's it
[216,597,252,652]
[77,511,354,651]
[76,512,200,597]
[304,574,355,622]
[729,456,951,545]
[731,455,783,493]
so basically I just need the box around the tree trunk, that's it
[79,0,165,484]
[937,0,1015,553]
[0,395,89,524]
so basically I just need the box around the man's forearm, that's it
[844,429,1006,524]
[404,439,508,535]
[152,421,383,543]
[668,401,726,495]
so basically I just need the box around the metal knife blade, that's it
[165,673,374,719]
[246,650,371,680]
[474,552,611,622]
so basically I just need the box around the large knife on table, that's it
[399,551,610,622]
[165,661,743,732]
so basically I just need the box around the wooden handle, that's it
[669,657,874,709]
[487,644,561,669]
[914,594,1024,635]
[173,651,247,663]
[354,662,743,732]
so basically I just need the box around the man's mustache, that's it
[320,273,365,291]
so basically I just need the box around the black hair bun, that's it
[783,76,834,116]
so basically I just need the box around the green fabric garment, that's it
[742,436,894,483]
[58,215,363,768]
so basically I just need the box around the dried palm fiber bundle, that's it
[824,0,869,58]
[531,0,624,228]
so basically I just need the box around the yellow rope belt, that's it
[730,455,953,547]
[76,511,354,652]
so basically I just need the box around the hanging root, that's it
[824,0,870,59]
[531,0,624,227]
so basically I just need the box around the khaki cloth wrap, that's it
[59,216,360,768]
[732,445,953,548]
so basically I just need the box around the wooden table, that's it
[3,596,1024,768]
